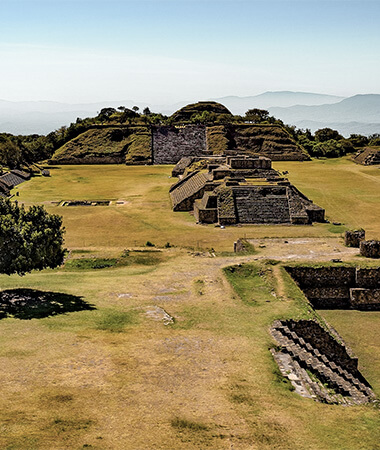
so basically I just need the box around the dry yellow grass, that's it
[274,157,380,238]
[1,253,379,449]
[0,159,379,449]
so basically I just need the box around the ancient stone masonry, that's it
[0,169,30,197]
[152,124,308,165]
[169,171,212,211]
[286,266,380,310]
[360,240,380,259]
[345,229,365,247]
[0,179,10,197]
[353,147,380,165]
[270,319,375,405]
[152,125,207,164]
[49,101,312,164]
[170,155,325,226]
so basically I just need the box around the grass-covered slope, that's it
[50,126,151,165]
[206,125,229,154]
[224,124,310,161]
[206,123,309,160]
[171,101,232,122]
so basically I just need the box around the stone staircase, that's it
[0,170,30,189]
[234,187,291,224]
[270,320,375,405]
[170,171,210,211]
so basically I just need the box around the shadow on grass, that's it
[0,289,95,320]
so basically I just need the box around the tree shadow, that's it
[0,289,96,320]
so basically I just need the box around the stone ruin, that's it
[360,240,380,259]
[59,200,111,207]
[152,123,308,165]
[286,266,380,310]
[271,265,380,404]
[169,155,325,226]
[344,229,365,247]
[271,319,375,405]
[0,169,30,198]
[353,147,380,165]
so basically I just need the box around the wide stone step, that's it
[273,325,371,391]
[272,325,373,400]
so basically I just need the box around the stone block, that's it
[360,240,380,259]
[345,230,365,248]
[350,288,380,310]
[356,268,380,288]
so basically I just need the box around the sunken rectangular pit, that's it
[59,200,111,206]
[286,266,380,310]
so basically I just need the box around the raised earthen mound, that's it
[222,124,310,161]
[170,101,232,122]
[353,147,380,165]
[50,126,151,165]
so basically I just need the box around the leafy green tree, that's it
[97,108,117,122]
[348,134,369,148]
[245,108,270,123]
[0,138,22,168]
[0,199,65,275]
[369,133,380,146]
[315,128,343,142]
[308,139,354,158]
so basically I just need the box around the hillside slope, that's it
[50,127,151,165]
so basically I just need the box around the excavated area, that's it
[59,200,111,206]
[286,266,380,310]
[270,320,376,405]
[270,265,380,405]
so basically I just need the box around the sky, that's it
[0,0,379,104]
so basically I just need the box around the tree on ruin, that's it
[245,108,270,123]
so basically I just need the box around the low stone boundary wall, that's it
[286,266,380,310]
[350,289,380,310]
[360,240,380,259]
[345,230,365,247]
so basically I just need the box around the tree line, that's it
[1,106,379,168]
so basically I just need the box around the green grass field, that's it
[0,158,379,449]
[9,164,338,251]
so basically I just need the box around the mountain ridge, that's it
[1,91,379,136]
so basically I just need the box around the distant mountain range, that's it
[1,91,380,137]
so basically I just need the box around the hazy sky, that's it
[0,0,379,104]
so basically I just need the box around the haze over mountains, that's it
[0,91,379,137]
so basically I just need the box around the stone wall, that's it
[287,266,355,309]
[360,240,380,259]
[233,186,291,224]
[350,289,380,310]
[356,268,380,288]
[287,267,356,287]
[152,125,207,164]
[345,230,365,248]
[194,205,218,224]
[226,156,271,169]
[51,155,125,164]
[286,266,380,310]
[233,238,254,253]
